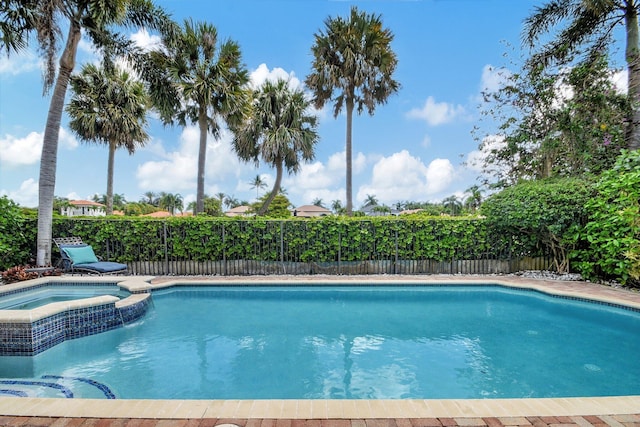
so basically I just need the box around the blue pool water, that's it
[0,285,130,310]
[0,285,639,399]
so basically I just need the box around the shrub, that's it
[481,178,594,272]
[0,196,32,271]
[573,150,640,285]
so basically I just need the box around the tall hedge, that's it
[481,178,594,273]
[0,197,34,270]
[573,150,640,285]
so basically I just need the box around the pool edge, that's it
[1,396,639,419]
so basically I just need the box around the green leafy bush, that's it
[573,150,640,285]
[0,196,33,270]
[481,178,593,272]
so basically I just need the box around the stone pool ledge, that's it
[0,395,639,420]
[0,276,154,355]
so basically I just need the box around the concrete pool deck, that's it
[1,274,640,426]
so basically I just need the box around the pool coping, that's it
[1,274,640,419]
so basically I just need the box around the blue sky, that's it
[1,0,545,210]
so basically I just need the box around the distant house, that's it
[293,204,332,217]
[61,200,106,217]
[225,205,253,217]
[360,205,399,217]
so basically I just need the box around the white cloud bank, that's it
[357,150,455,204]
[0,128,78,167]
[407,96,466,126]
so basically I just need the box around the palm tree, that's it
[215,192,226,206]
[442,195,463,216]
[363,194,379,208]
[156,19,250,215]
[67,63,149,215]
[141,191,158,206]
[306,6,400,215]
[331,199,344,214]
[312,198,325,208]
[158,192,183,215]
[233,78,319,215]
[223,195,239,209]
[250,175,267,199]
[523,0,640,150]
[1,0,174,266]
[463,185,483,212]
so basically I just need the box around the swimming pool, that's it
[1,282,639,400]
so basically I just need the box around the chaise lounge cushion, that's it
[73,261,127,273]
[62,245,99,265]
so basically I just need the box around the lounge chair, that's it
[53,237,128,275]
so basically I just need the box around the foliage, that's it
[250,194,292,218]
[67,62,150,215]
[154,19,250,214]
[572,150,640,285]
[232,78,319,215]
[481,178,594,272]
[523,0,640,150]
[0,196,33,270]
[475,54,628,187]
[1,265,61,284]
[1,265,38,283]
[305,6,399,215]
[123,202,158,216]
[7,0,175,266]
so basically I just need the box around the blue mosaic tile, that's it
[0,288,150,356]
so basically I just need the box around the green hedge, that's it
[40,216,522,264]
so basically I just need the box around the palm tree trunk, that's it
[36,22,81,266]
[345,97,354,216]
[258,159,283,215]
[106,141,116,215]
[625,3,640,150]
[196,108,208,214]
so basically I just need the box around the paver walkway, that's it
[1,415,640,426]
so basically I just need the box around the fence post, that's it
[338,225,342,275]
[163,221,169,275]
[222,223,227,276]
[280,221,285,273]
[394,227,398,275]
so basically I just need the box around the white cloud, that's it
[465,134,507,176]
[250,63,301,90]
[0,128,79,167]
[0,51,40,75]
[0,178,38,207]
[480,64,511,94]
[425,158,455,194]
[356,150,455,205]
[407,96,466,126]
[131,29,163,51]
[0,132,43,166]
[136,126,244,193]
[288,161,339,190]
[612,69,628,94]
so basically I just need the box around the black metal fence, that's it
[52,218,552,276]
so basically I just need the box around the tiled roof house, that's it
[61,200,106,217]
[292,205,332,217]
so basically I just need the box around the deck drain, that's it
[584,363,601,372]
